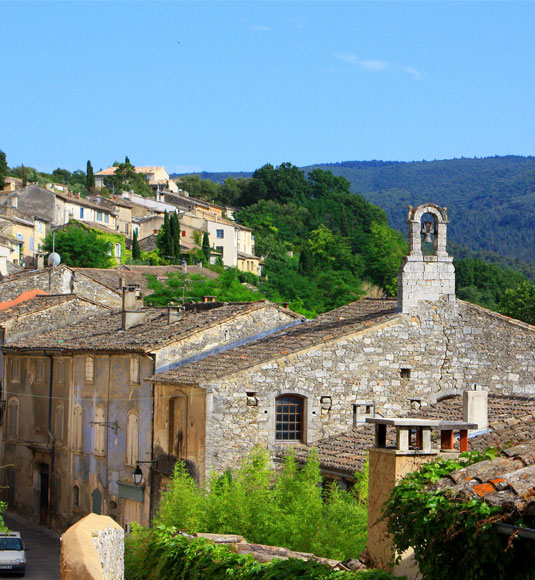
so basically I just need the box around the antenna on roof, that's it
[48,232,61,268]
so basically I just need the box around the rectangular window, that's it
[104,213,109,224]
[97,211,103,222]
[57,360,65,384]
[181,230,186,237]
[7,400,19,440]
[129,357,140,384]
[35,358,45,382]
[37,221,43,233]
[11,358,21,382]
[30,236,34,251]
[216,229,224,239]
[85,356,94,382]
[80,207,84,219]
[216,245,224,257]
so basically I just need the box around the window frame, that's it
[126,410,139,466]
[275,394,305,443]
[94,405,106,456]
[85,356,94,383]
[7,398,19,441]
[72,404,83,453]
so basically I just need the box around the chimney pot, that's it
[463,389,488,431]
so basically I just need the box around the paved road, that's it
[1,511,60,580]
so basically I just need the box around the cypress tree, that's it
[86,160,95,192]
[132,230,141,261]
[0,150,7,190]
[21,164,27,187]
[202,231,211,263]
[170,212,181,261]
[157,210,173,261]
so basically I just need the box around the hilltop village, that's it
[0,166,534,578]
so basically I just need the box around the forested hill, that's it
[302,156,535,265]
[176,156,535,267]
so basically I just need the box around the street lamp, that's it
[132,465,143,486]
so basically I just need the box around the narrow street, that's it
[2,511,60,580]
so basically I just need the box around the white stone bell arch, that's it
[398,203,455,313]
[407,203,449,258]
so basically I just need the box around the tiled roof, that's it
[0,289,49,311]
[150,299,399,385]
[55,191,116,213]
[292,394,535,478]
[0,294,84,323]
[4,301,285,353]
[433,441,535,516]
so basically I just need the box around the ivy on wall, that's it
[383,449,535,580]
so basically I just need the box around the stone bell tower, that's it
[398,203,455,313]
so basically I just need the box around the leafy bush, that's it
[125,525,396,580]
[383,449,535,580]
[152,448,367,561]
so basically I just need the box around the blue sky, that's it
[2,1,534,174]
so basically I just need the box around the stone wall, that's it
[156,305,300,371]
[60,513,124,580]
[4,298,109,341]
[202,299,535,477]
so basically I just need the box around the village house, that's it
[94,166,179,194]
[0,296,302,530]
[148,203,535,486]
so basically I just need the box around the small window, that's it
[7,399,19,440]
[181,230,186,237]
[126,411,139,465]
[30,236,34,251]
[400,368,411,379]
[37,221,43,233]
[80,207,84,219]
[275,395,304,442]
[11,358,21,382]
[73,485,80,507]
[216,229,224,239]
[35,358,45,382]
[57,359,65,384]
[94,406,106,455]
[72,404,83,452]
[97,210,103,222]
[85,356,94,382]
[55,402,64,443]
[129,357,140,384]
[104,213,109,224]
[115,243,122,258]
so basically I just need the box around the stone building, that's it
[149,203,535,482]
[0,297,301,530]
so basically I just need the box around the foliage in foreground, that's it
[125,526,396,580]
[384,449,535,580]
[141,449,367,562]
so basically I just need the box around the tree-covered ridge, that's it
[304,156,535,265]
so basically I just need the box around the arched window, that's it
[55,402,64,443]
[275,395,305,442]
[126,411,139,466]
[72,404,83,452]
[7,399,19,440]
[94,406,106,455]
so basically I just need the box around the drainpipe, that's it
[45,353,55,529]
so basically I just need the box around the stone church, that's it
[150,203,535,490]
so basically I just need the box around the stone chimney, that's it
[121,285,145,330]
[398,204,455,314]
[463,388,488,431]
[366,416,476,576]
[167,304,184,324]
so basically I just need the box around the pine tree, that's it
[86,160,95,192]
[202,231,211,263]
[132,230,141,261]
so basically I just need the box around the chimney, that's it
[121,285,146,330]
[167,304,184,324]
[463,388,488,431]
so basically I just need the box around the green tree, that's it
[202,231,211,263]
[132,230,141,261]
[170,212,181,261]
[43,225,114,268]
[86,160,95,192]
[0,150,7,189]
[157,211,174,261]
[499,281,535,324]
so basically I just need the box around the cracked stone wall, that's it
[203,299,535,477]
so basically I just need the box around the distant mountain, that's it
[303,156,535,266]
[174,156,535,267]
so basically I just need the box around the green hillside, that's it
[302,156,535,265]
